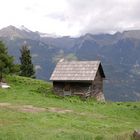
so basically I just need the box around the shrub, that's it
[133,105,137,109]
[36,86,52,96]
[95,135,105,140]
[126,104,131,107]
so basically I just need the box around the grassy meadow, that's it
[0,75,140,140]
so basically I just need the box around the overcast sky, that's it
[0,0,140,36]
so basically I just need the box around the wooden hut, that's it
[50,60,105,101]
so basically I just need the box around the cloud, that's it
[0,0,140,36]
[63,0,140,35]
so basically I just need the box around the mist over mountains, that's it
[0,25,140,101]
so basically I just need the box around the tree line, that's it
[0,41,35,82]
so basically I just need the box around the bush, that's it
[36,86,52,96]
[126,104,131,107]
[133,105,137,109]
[95,135,105,140]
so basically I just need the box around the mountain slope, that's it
[0,25,40,40]
[0,26,140,101]
[0,75,139,140]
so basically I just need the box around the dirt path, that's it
[0,102,73,113]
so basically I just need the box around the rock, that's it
[0,82,10,89]
[133,130,140,140]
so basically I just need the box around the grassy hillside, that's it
[0,76,140,140]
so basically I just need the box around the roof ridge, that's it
[50,60,103,81]
[58,60,101,63]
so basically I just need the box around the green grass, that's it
[0,75,139,140]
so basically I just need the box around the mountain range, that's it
[0,25,140,101]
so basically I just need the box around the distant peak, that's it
[4,25,17,30]
[7,25,16,28]
[122,29,140,39]
[18,25,31,32]
[123,29,140,33]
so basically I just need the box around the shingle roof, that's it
[50,60,105,81]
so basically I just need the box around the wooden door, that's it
[63,83,71,96]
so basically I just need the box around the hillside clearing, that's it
[0,75,140,140]
[0,103,46,113]
[0,102,73,113]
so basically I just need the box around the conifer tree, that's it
[20,45,35,78]
[0,41,14,81]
